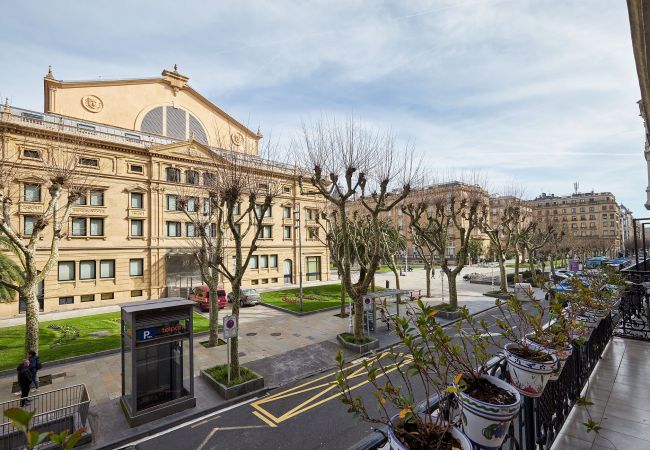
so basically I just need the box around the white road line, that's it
[115,397,259,449]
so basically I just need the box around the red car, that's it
[188,286,227,311]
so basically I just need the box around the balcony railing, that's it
[351,313,615,450]
[0,384,91,450]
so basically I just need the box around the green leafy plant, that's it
[3,407,85,450]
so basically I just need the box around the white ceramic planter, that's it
[503,343,558,398]
[456,374,521,450]
[387,415,472,450]
[524,337,573,381]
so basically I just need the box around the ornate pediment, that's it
[148,139,225,164]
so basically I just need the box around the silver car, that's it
[227,288,261,306]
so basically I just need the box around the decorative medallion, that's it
[231,132,244,146]
[81,95,103,113]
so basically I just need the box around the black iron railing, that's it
[0,384,91,450]
[352,313,614,450]
[617,270,650,341]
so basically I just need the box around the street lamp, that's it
[293,205,304,312]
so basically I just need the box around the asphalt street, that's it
[129,301,535,450]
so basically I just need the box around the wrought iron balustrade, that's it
[616,269,650,340]
[351,314,614,450]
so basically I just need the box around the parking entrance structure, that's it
[120,298,196,427]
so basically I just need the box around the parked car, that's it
[227,288,261,306]
[188,285,227,311]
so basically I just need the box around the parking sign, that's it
[223,315,238,339]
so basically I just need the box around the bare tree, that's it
[410,226,436,297]
[297,117,415,343]
[403,179,488,310]
[520,221,555,286]
[0,131,88,352]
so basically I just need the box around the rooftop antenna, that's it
[573,182,579,195]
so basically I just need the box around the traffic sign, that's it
[223,315,238,339]
[363,296,373,311]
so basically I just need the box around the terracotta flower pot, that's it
[503,342,557,398]
[456,374,521,450]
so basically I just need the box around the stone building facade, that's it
[0,68,328,318]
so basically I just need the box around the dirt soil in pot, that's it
[463,377,517,405]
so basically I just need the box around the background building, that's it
[530,191,621,256]
[0,67,328,318]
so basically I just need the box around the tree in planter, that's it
[297,117,415,343]
[403,181,488,310]
[410,227,436,297]
[520,221,555,287]
[378,221,406,300]
[0,137,88,352]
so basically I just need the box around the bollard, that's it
[385,280,390,289]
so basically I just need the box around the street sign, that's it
[363,296,373,312]
[223,315,238,339]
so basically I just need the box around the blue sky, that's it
[0,0,645,212]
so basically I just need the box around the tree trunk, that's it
[550,257,556,278]
[371,277,375,292]
[447,271,458,309]
[340,287,346,317]
[425,264,431,297]
[353,293,364,343]
[208,289,218,347]
[499,257,507,292]
[514,252,520,283]
[22,281,39,354]
[229,282,241,380]
[393,269,401,305]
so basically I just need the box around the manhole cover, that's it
[246,332,257,336]
[270,332,281,336]
[238,352,246,357]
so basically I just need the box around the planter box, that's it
[336,334,379,353]
[436,310,461,320]
[201,368,264,400]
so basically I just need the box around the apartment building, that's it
[530,192,621,256]
[0,67,328,318]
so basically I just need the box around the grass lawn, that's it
[0,311,210,372]
[260,284,347,313]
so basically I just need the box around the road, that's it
[126,300,533,450]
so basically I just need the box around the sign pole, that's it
[227,337,231,385]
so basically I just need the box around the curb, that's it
[259,302,343,317]
[0,330,212,379]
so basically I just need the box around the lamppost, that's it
[293,205,304,312]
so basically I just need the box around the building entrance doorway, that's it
[283,259,293,284]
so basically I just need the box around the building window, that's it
[24,184,41,202]
[90,191,104,206]
[24,216,37,235]
[90,218,104,236]
[283,186,291,194]
[79,260,96,280]
[258,225,272,239]
[283,226,292,239]
[249,255,259,269]
[186,197,198,212]
[131,192,144,209]
[166,195,178,211]
[307,227,319,240]
[260,255,269,269]
[270,254,278,268]
[80,294,95,302]
[101,292,114,300]
[306,256,321,281]
[305,208,314,220]
[165,167,181,182]
[251,279,259,285]
[167,221,182,237]
[74,194,87,206]
[59,296,74,305]
[100,260,115,278]
[58,261,75,281]
[131,290,143,298]
[79,157,99,167]
[23,149,41,159]
[185,170,199,185]
[233,202,241,215]
[72,218,87,236]
[129,164,144,174]
[255,204,272,217]
[186,223,198,237]
[131,219,144,237]
[203,172,215,186]
[130,258,144,276]
[283,207,292,219]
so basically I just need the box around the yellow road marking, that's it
[250,353,413,424]
[252,410,278,427]
[196,427,219,450]
[191,415,221,428]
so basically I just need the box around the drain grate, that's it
[270,332,281,336]
[246,332,257,336]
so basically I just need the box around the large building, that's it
[0,67,328,318]
[530,191,621,256]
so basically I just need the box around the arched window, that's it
[185,170,199,185]
[165,167,180,182]
[139,106,208,145]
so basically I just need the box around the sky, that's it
[0,0,645,213]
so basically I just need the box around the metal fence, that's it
[0,384,91,450]
[352,313,615,450]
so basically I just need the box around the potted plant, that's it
[337,301,484,450]
[491,296,558,398]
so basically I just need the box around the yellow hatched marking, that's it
[252,410,278,427]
